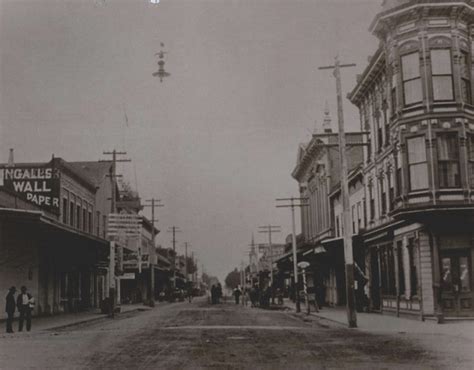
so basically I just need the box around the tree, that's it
[225,268,241,290]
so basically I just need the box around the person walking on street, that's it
[5,286,16,333]
[17,286,34,332]
[233,286,242,305]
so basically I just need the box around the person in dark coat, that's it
[5,286,16,333]
[16,286,33,332]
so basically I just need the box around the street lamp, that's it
[153,43,171,82]
[298,261,310,315]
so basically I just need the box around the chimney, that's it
[7,148,14,167]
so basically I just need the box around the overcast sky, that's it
[1,0,382,282]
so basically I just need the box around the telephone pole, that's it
[100,150,131,317]
[143,198,164,306]
[276,197,308,313]
[167,226,181,290]
[248,234,259,287]
[318,56,358,328]
[258,225,281,304]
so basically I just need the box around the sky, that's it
[0,0,382,283]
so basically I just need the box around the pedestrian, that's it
[216,283,222,304]
[5,286,16,333]
[16,286,34,332]
[211,285,216,304]
[233,286,242,305]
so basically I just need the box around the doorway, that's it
[440,249,473,317]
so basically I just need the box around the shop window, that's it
[460,256,471,292]
[408,238,418,297]
[460,50,471,104]
[469,135,474,187]
[397,241,405,296]
[380,245,396,296]
[407,136,428,190]
[401,52,422,105]
[437,132,460,188]
[431,49,454,101]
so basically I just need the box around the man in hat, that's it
[16,286,33,332]
[5,286,16,333]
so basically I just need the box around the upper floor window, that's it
[437,132,460,188]
[468,135,474,187]
[391,73,397,115]
[431,49,454,101]
[407,136,428,191]
[62,198,68,224]
[460,50,472,104]
[401,52,422,105]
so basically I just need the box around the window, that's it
[102,215,107,238]
[469,135,474,187]
[431,49,454,101]
[62,198,68,224]
[388,173,395,211]
[380,177,387,215]
[391,73,397,115]
[335,216,340,237]
[88,211,93,234]
[401,52,422,105]
[363,198,367,227]
[83,208,87,232]
[407,136,428,190]
[369,185,375,221]
[437,132,460,188]
[460,51,472,104]
[76,204,81,229]
[96,211,101,236]
[70,201,75,227]
[357,202,362,230]
[352,205,356,234]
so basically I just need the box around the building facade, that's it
[348,0,474,319]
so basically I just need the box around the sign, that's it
[0,166,60,214]
[119,272,136,280]
[107,213,142,240]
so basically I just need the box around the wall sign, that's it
[0,166,61,214]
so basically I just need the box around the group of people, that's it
[5,286,35,333]
[210,283,222,304]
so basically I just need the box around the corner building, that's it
[349,0,474,320]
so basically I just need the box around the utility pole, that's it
[276,197,308,313]
[143,198,164,307]
[248,234,259,287]
[167,226,181,290]
[101,150,131,317]
[258,225,281,304]
[319,56,358,328]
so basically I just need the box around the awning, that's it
[321,237,343,246]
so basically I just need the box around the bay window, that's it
[407,136,428,190]
[437,132,460,188]
[431,49,454,101]
[460,50,472,104]
[401,52,422,105]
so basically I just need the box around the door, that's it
[370,250,381,311]
[440,249,473,317]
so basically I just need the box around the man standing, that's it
[16,286,33,332]
[5,286,16,333]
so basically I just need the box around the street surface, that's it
[0,297,471,369]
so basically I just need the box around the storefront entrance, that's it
[440,249,473,317]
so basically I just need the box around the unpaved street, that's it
[0,298,470,369]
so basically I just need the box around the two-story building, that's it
[348,0,474,320]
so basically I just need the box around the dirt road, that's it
[0,298,469,369]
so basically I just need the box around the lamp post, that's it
[298,261,310,315]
